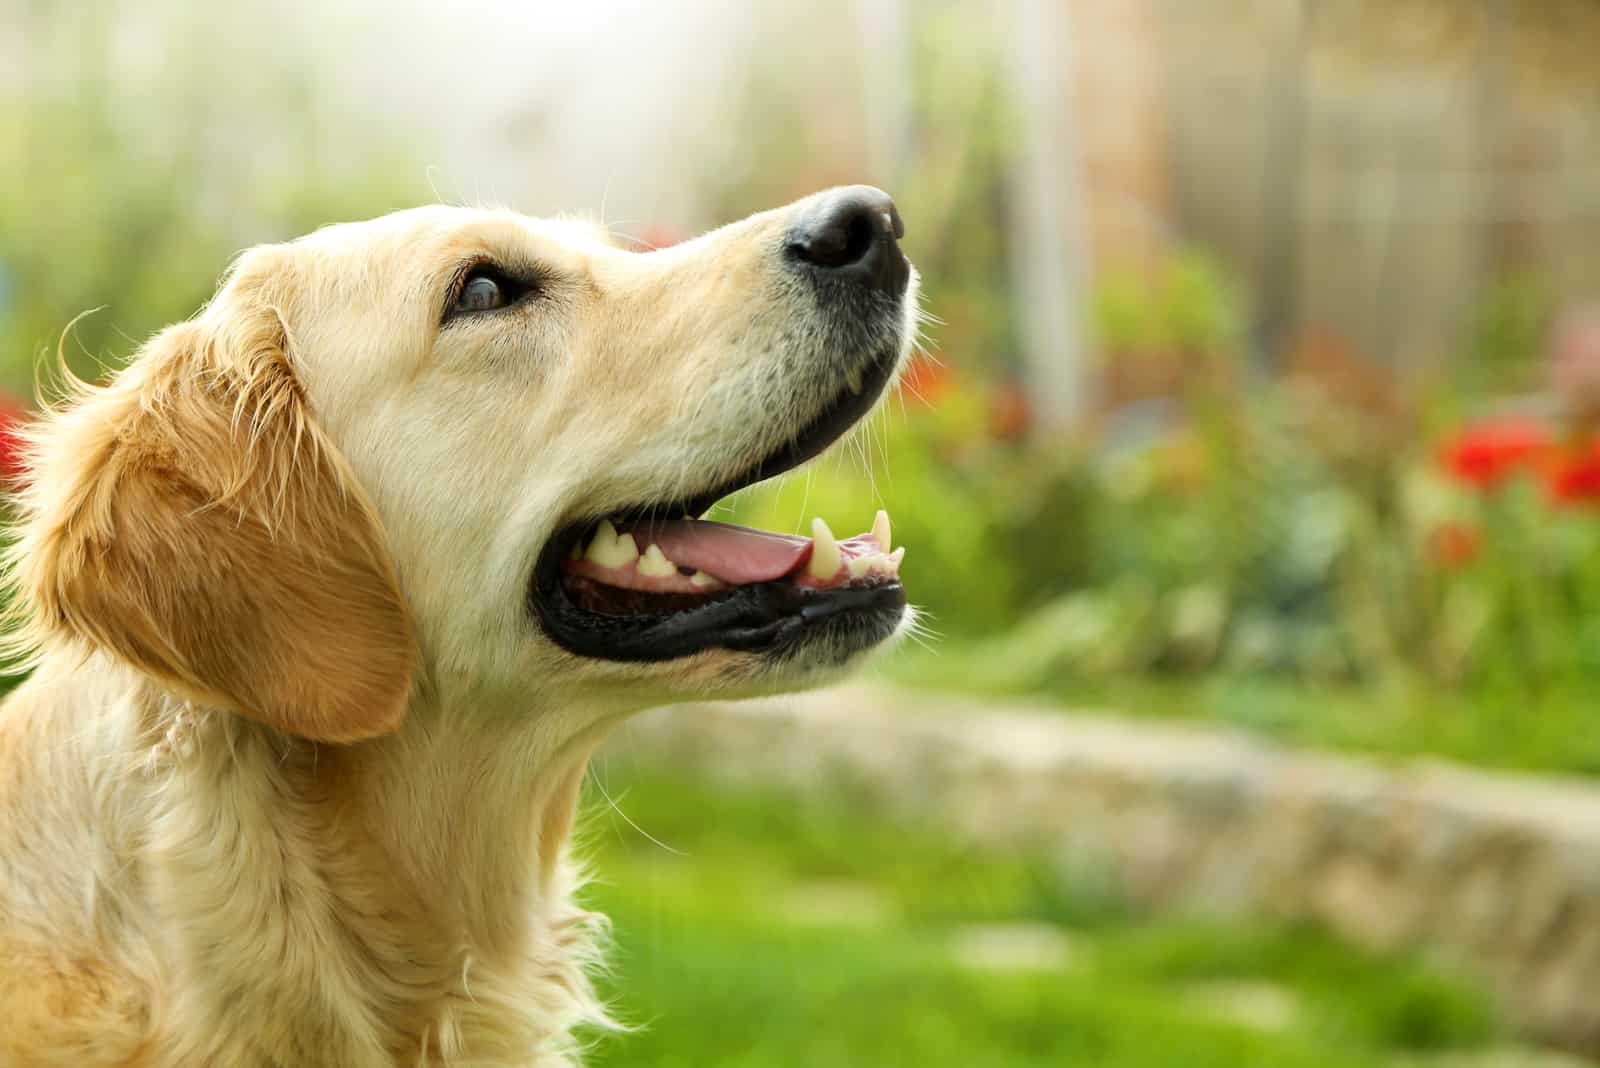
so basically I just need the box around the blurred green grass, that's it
[582,767,1499,1067]
[879,646,1600,777]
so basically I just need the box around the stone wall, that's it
[606,686,1600,1055]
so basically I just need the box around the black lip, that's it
[536,572,907,662]
[530,342,906,662]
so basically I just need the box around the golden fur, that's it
[0,197,918,1066]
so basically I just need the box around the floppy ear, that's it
[9,288,417,743]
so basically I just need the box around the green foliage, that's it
[1464,276,1551,395]
[0,7,424,395]
[722,403,1097,633]
[582,766,1498,1067]
[728,321,1600,775]
[1093,249,1244,359]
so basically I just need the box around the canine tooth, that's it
[637,543,677,577]
[690,570,720,588]
[809,517,842,580]
[586,520,639,568]
[871,509,891,549]
[582,524,612,563]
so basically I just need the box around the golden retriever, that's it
[0,187,918,1067]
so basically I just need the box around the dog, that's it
[0,186,919,1066]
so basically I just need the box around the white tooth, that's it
[871,509,891,550]
[847,555,873,579]
[885,547,905,574]
[690,570,721,588]
[582,521,614,563]
[586,520,639,568]
[809,517,842,580]
[637,543,677,577]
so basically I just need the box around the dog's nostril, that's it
[785,185,909,294]
[797,208,877,270]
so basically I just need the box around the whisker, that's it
[588,763,686,858]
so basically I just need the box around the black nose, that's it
[786,185,909,295]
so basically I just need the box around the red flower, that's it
[1547,440,1600,507]
[0,396,28,483]
[1438,417,1551,490]
[988,382,1032,440]
[1427,522,1481,568]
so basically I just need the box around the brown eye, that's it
[455,272,505,313]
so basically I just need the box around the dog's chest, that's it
[132,717,605,1066]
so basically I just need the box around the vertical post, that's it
[853,0,916,187]
[1008,0,1093,428]
[1468,0,1511,291]
[1255,0,1310,372]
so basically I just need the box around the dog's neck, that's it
[338,693,605,931]
[127,670,620,1065]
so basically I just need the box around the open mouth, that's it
[531,345,908,662]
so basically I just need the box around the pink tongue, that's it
[622,519,812,584]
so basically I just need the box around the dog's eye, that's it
[447,266,535,321]
[457,274,505,313]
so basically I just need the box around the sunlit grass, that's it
[582,766,1498,1067]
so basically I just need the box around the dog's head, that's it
[9,187,920,741]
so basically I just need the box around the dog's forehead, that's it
[295,206,618,266]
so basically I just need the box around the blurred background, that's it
[9,0,1600,1064]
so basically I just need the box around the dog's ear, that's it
[9,275,417,743]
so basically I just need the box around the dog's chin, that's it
[562,601,915,708]
[736,598,916,689]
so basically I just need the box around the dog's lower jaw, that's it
[3,661,617,1068]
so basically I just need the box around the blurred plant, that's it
[1426,522,1481,570]
[1,4,423,395]
[1464,276,1550,395]
[1548,442,1600,507]
[726,274,1600,697]
[0,396,28,482]
[1093,250,1244,410]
